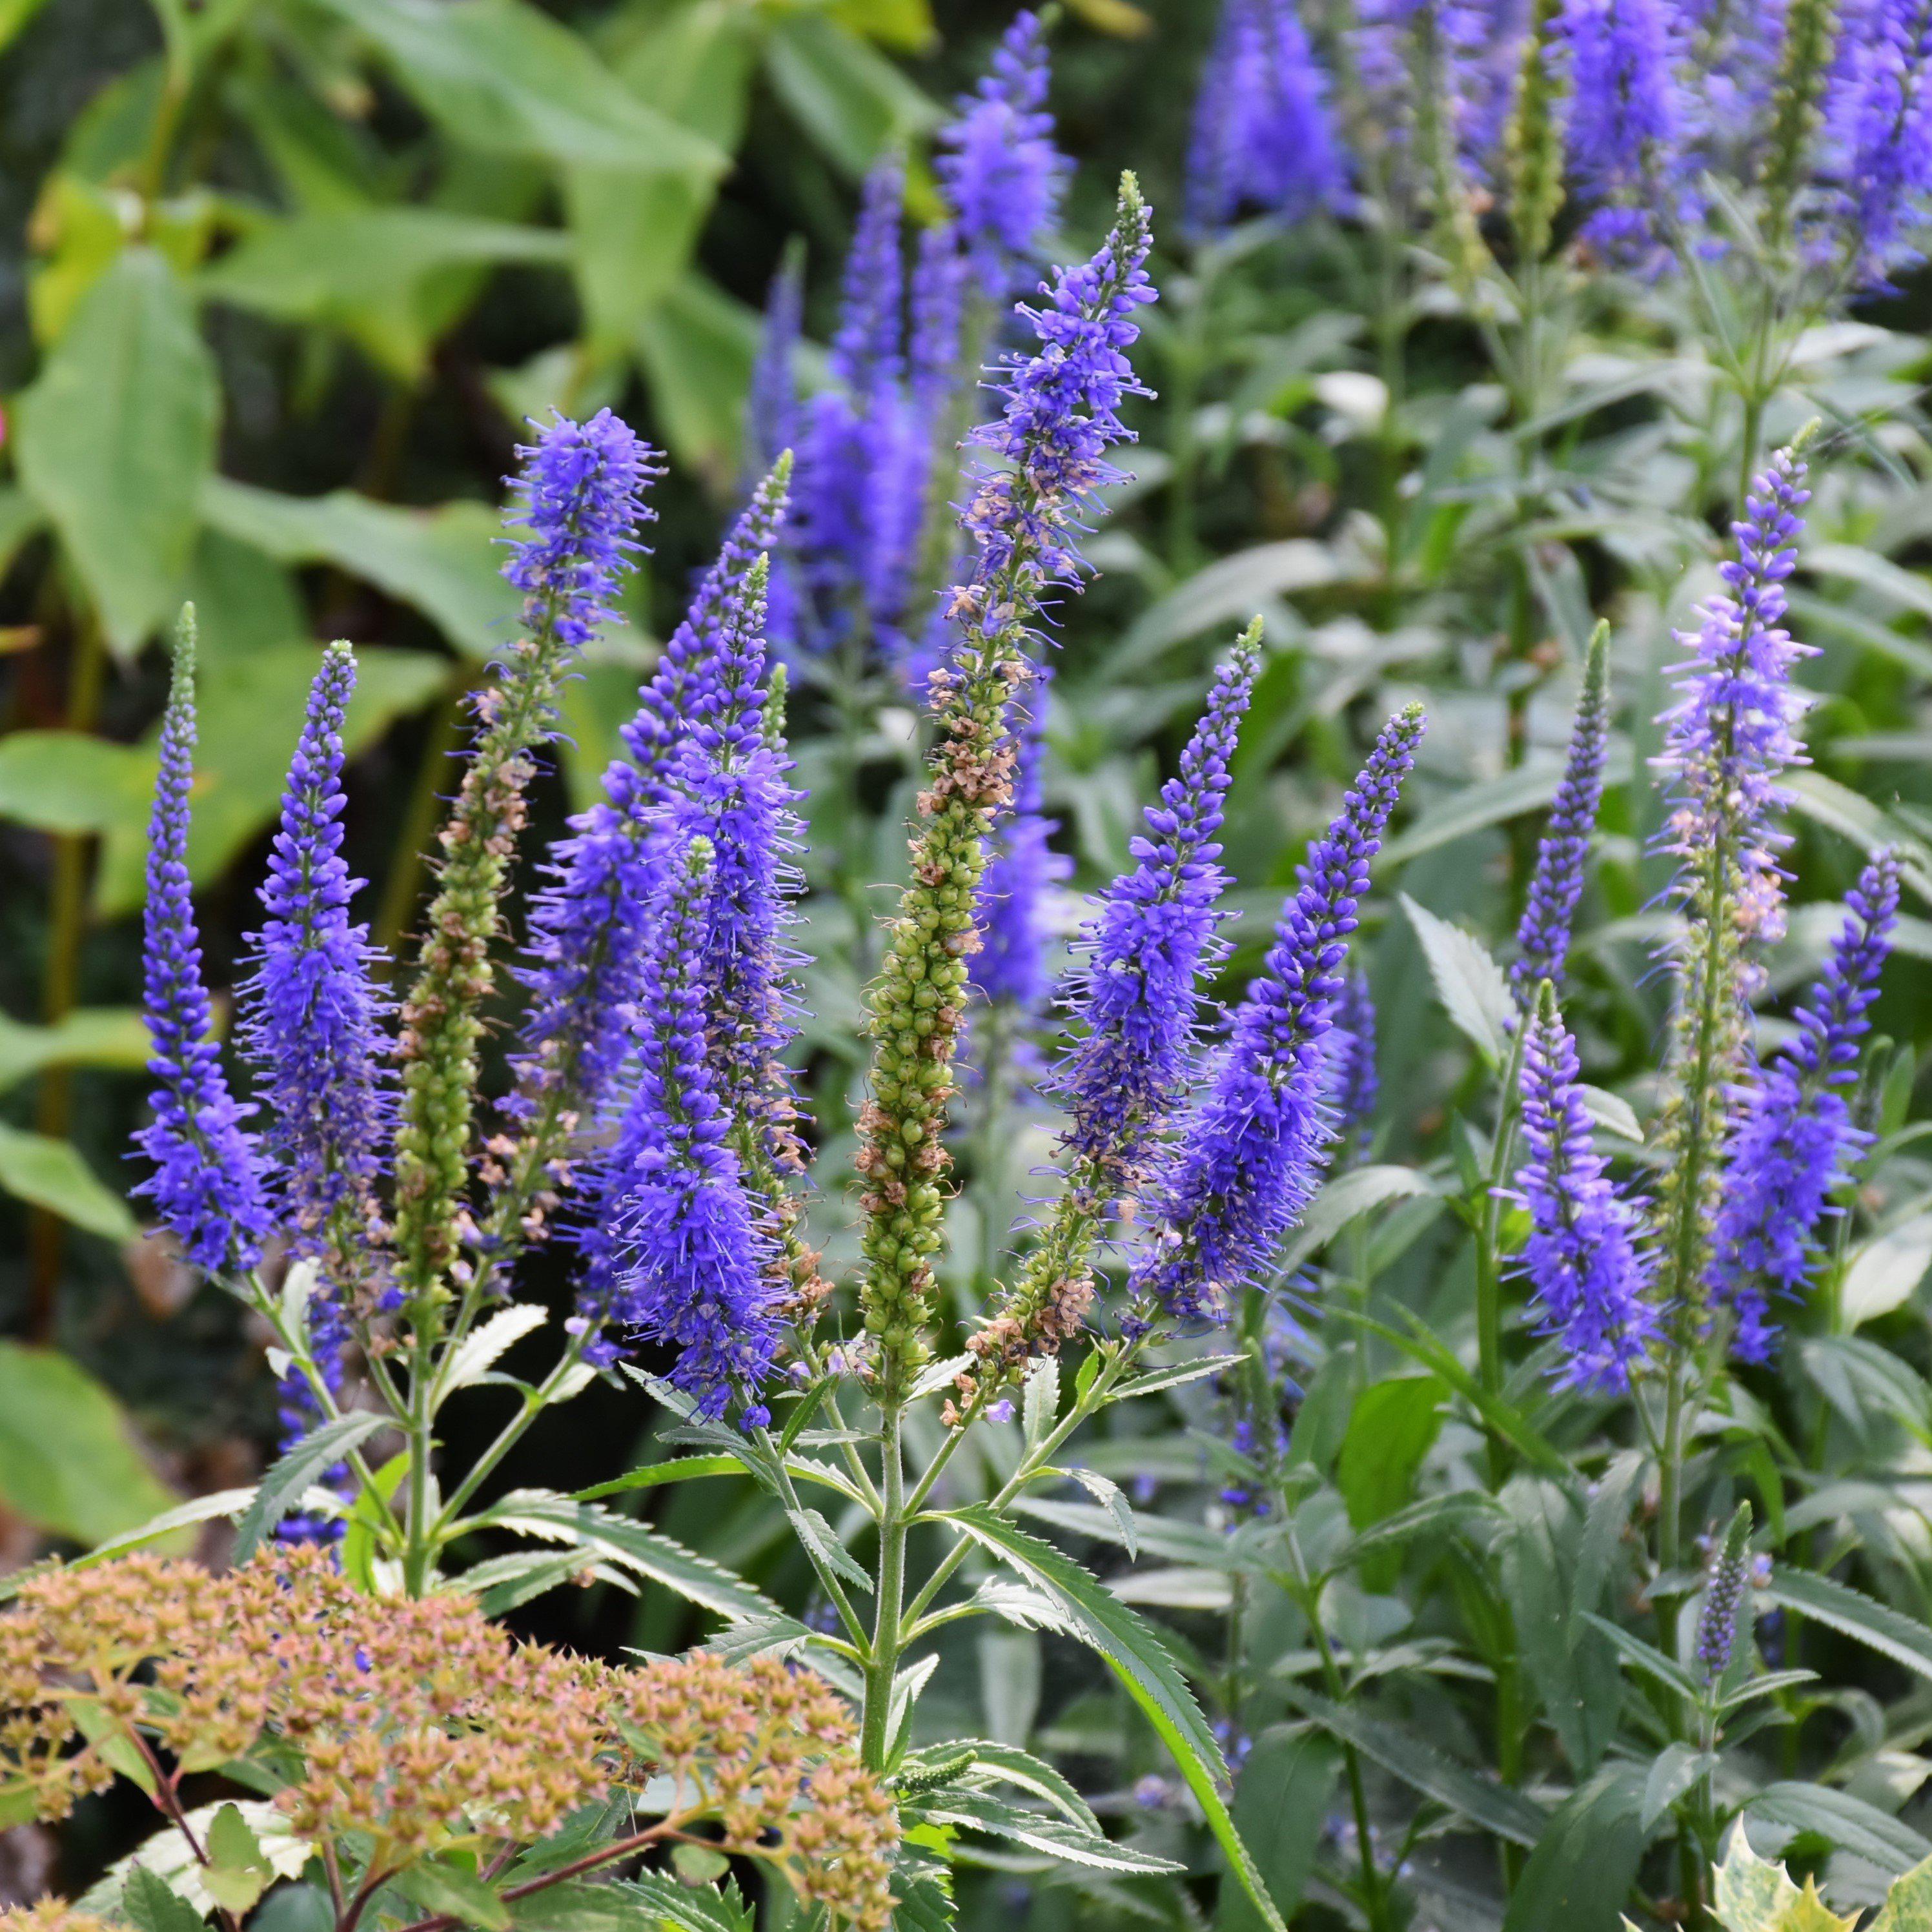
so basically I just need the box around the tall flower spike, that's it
[574,836,781,1419]
[1710,851,1900,1360]
[1327,969,1379,1154]
[1512,981,1658,1390]
[393,411,658,1301]
[857,178,1158,1395]
[971,683,1070,1015]
[937,9,1072,297]
[747,252,804,480]
[953,633,1259,1415]
[670,555,810,1177]
[135,609,269,1274]
[503,467,789,1255]
[1128,704,1424,1328]
[241,644,392,1282]
[1555,0,1690,263]
[1057,627,1259,1198]
[1512,620,1612,1003]
[1186,0,1348,235]
[1819,0,1932,287]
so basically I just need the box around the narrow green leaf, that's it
[946,1505,1288,1932]
[1277,1682,1549,1847]
[1762,1568,1932,1689]
[233,1413,386,1560]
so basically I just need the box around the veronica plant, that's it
[109,172,1436,1932]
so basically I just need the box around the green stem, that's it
[860,1405,909,1772]
[1474,1026,1529,1485]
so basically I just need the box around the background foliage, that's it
[12,0,1932,1928]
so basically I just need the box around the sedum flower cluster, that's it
[0,1549,897,1929]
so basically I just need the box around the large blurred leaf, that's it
[0,1343,178,1543]
[201,208,570,377]
[202,478,517,659]
[761,12,936,178]
[0,1008,149,1093]
[14,249,219,653]
[568,0,759,351]
[1215,1727,1339,1931]
[1500,1765,1649,1932]
[0,1124,136,1241]
[312,0,724,176]
[634,273,763,480]
[0,731,151,835]
[96,641,448,915]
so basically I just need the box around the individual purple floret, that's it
[574,837,781,1416]
[1186,0,1348,234]
[1327,970,1379,1153]
[1512,624,1612,1002]
[1129,705,1423,1326]
[1709,851,1901,1360]
[512,467,790,1124]
[1057,637,1258,1196]
[502,408,659,655]
[937,10,1071,298]
[1656,443,1815,956]
[239,644,391,1269]
[1556,0,1689,263]
[135,618,270,1275]
[1512,986,1658,1391]
[1820,0,1932,287]
[957,185,1157,624]
[972,687,1070,1013]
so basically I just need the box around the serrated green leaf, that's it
[1401,895,1516,1067]
[233,1412,385,1561]
[1762,1569,1932,1689]
[395,1860,513,1931]
[945,1504,1287,1932]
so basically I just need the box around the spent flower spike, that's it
[136,610,269,1275]
[1513,982,1659,1390]
[1709,851,1901,1359]
[1129,704,1423,1327]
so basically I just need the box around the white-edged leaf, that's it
[1022,1356,1060,1449]
[77,1802,310,1918]
[913,1787,1185,1875]
[909,1352,975,1401]
[440,1305,550,1395]
[1401,895,1516,1066]
[1112,1355,1246,1403]
[1068,1468,1139,1561]
[1842,1212,1932,1325]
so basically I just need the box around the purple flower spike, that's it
[1129,705,1424,1326]
[1821,0,1932,288]
[1556,0,1691,263]
[972,685,1070,1014]
[512,467,793,1126]
[937,10,1072,297]
[959,189,1157,620]
[575,836,782,1418]
[1512,624,1612,1003]
[1057,635,1259,1196]
[1710,851,1901,1360]
[1187,0,1348,234]
[503,409,660,655]
[1513,986,1658,1392]
[1657,443,1816,957]
[240,643,392,1266]
[135,616,270,1274]
[1326,969,1379,1153]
